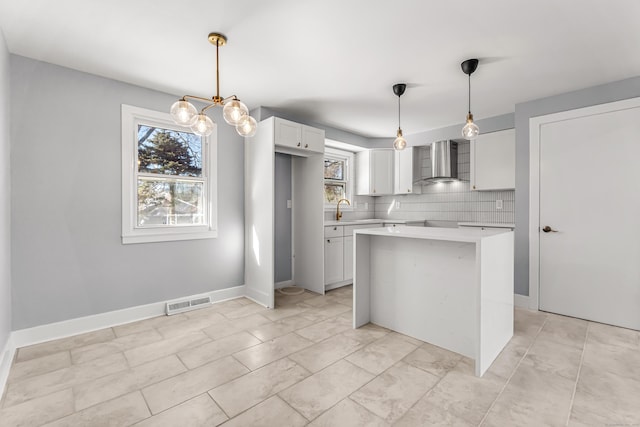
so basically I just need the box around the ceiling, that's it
[1,0,639,138]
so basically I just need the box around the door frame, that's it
[528,96,640,311]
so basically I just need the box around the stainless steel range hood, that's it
[414,140,460,185]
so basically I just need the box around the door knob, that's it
[542,226,558,233]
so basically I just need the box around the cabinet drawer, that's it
[343,223,382,236]
[324,225,343,237]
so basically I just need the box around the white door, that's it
[537,100,640,330]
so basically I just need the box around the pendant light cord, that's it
[468,73,471,114]
[216,39,220,101]
[398,94,402,130]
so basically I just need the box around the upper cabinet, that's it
[356,149,394,196]
[394,148,421,195]
[273,117,324,156]
[470,129,515,191]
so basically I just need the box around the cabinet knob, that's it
[305,144,308,148]
[297,142,301,147]
[373,189,376,193]
[333,227,337,230]
[407,189,410,192]
[473,185,476,189]
[327,239,330,243]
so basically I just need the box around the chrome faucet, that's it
[336,198,351,221]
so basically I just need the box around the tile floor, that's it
[1,286,639,426]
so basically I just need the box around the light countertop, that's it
[355,225,512,243]
[324,219,383,226]
[458,222,515,228]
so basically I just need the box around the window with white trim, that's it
[121,105,217,244]
[324,147,353,207]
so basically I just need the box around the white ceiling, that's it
[1,0,639,138]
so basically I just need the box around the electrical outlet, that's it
[496,200,503,210]
[395,201,401,209]
[287,199,292,209]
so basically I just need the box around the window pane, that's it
[137,125,202,177]
[324,183,345,204]
[324,158,344,180]
[137,178,204,226]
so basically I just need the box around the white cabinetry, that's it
[470,129,515,190]
[274,117,324,156]
[356,149,394,196]
[324,222,382,290]
[394,148,420,195]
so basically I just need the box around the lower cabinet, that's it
[324,222,382,290]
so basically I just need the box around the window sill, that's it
[122,229,218,244]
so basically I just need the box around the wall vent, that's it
[165,296,212,315]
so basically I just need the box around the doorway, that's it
[529,97,640,330]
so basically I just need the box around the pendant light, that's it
[170,32,257,138]
[461,58,479,140]
[392,83,407,151]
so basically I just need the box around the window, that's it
[324,147,353,206]
[121,105,217,244]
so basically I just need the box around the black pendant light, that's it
[392,83,407,151]
[461,59,480,140]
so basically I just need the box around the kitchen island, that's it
[354,226,514,376]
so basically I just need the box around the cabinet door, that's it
[274,118,301,149]
[355,151,371,195]
[394,148,414,194]
[371,149,394,195]
[343,235,353,283]
[324,237,344,285]
[302,125,325,153]
[471,129,515,190]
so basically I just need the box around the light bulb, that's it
[461,113,479,140]
[236,115,257,137]
[189,114,215,136]
[223,99,249,125]
[170,100,197,125]
[393,129,406,151]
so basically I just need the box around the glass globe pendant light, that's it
[461,59,480,140]
[169,32,256,138]
[392,83,407,151]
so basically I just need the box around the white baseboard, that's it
[0,334,16,401]
[11,285,246,349]
[514,293,531,309]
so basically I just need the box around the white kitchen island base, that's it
[354,227,514,377]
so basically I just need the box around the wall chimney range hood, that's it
[414,140,460,185]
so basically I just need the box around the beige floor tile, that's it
[521,335,583,381]
[4,353,128,408]
[295,315,352,343]
[247,314,314,341]
[133,394,228,427]
[340,323,390,346]
[482,362,575,427]
[403,342,463,378]
[587,321,640,350]
[16,328,116,362]
[178,331,261,369]
[220,395,307,427]
[8,351,71,384]
[222,302,270,320]
[142,355,248,414]
[232,333,313,370]
[351,361,439,423]
[514,308,547,337]
[301,294,335,308]
[302,302,352,320]
[111,313,187,338]
[70,329,163,364]
[209,358,310,417]
[537,313,588,349]
[279,359,374,421]
[43,391,150,427]
[582,339,640,382]
[345,333,419,375]
[124,331,210,367]
[484,334,529,380]
[420,358,505,425]
[0,389,74,427]
[202,313,271,340]
[74,355,187,411]
[289,334,363,373]
[156,312,227,338]
[308,398,389,427]
[262,303,312,322]
[394,396,474,427]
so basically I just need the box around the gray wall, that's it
[0,31,11,350]
[10,56,245,329]
[274,153,292,283]
[514,76,640,296]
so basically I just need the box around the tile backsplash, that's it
[324,141,515,226]
[374,141,515,226]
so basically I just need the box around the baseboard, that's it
[0,334,16,401]
[514,293,531,309]
[274,280,294,289]
[11,285,246,349]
